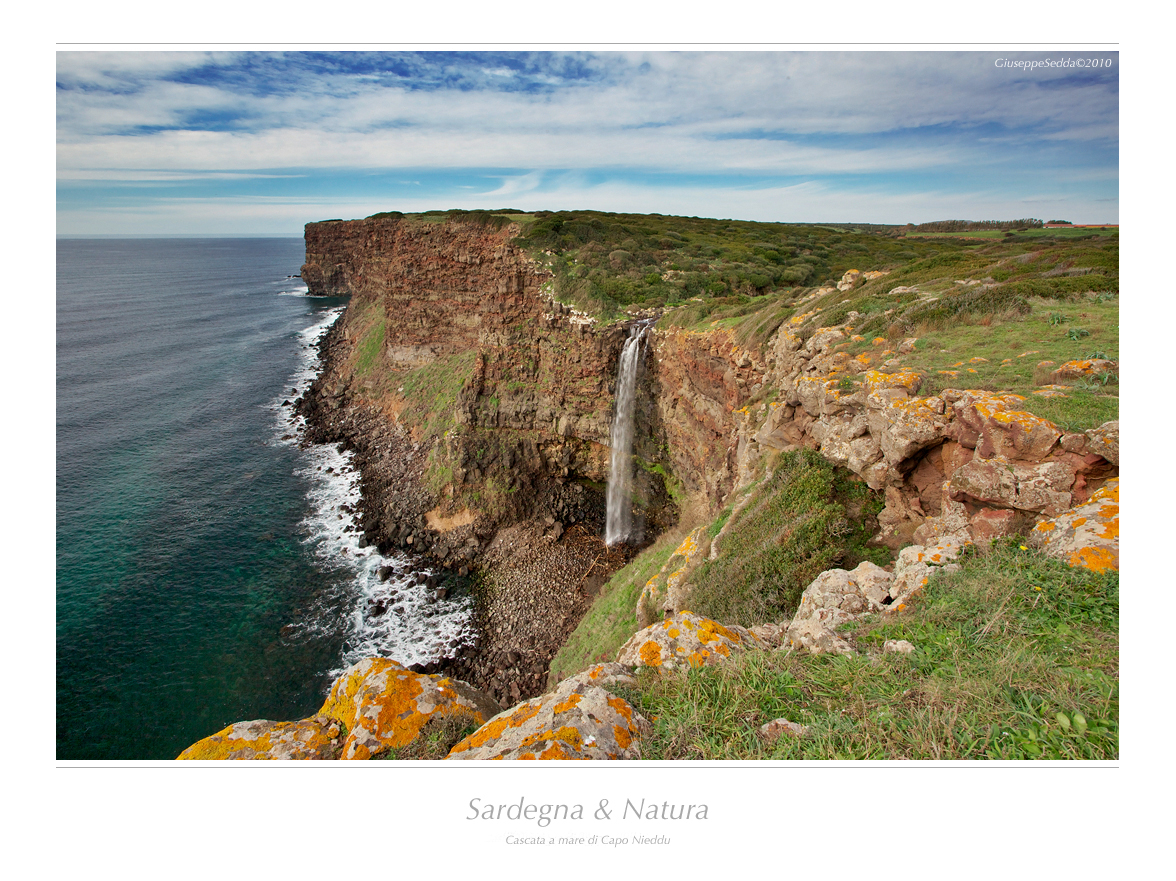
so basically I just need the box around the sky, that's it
[55,50,1119,235]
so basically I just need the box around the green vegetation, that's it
[547,530,686,685]
[686,450,889,627]
[350,302,386,378]
[907,218,1045,233]
[396,351,477,444]
[377,714,481,760]
[513,210,953,320]
[617,541,1117,759]
[909,227,1117,239]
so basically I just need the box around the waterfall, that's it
[605,322,651,546]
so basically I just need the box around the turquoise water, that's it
[56,238,478,760]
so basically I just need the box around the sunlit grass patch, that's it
[621,541,1117,760]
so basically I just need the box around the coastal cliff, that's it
[179,211,1119,760]
[297,215,676,704]
[292,211,1118,725]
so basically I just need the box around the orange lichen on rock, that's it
[862,368,923,396]
[1028,478,1118,572]
[636,526,708,627]
[320,657,501,759]
[447,665,649,761]
[640,640,663,667]
[616,611,762,670]
[177,718,341,761]
[178,657,499,761]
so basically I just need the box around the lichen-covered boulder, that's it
[784,561,895,655]
[320,657,501,760]
[1027,478,1119,572]
[177,717,342,760]
[636,527,708,628]
[616,612,764,670]
[889,539,971,608]
[1085,421,1119,466]
[445,664,650,760]
[948,390,1061,461]
[1050,359,1117,381]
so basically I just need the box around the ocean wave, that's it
[273,307,475,676]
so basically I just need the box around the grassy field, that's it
[615,540,1118,760]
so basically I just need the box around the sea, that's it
[56,238,474,760]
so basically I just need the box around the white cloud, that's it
[57,51,1117,177]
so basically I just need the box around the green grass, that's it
[351,303,386,378]
[684,450,890,627]
[397,351,477,444]
[548,529,687,685]
[377,714,482,760]
[618,540,1117,760]
[513,211,959,320]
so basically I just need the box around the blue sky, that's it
[56,50,1119,235]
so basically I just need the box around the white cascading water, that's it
[605,322,650,545]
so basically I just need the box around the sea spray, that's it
[273,306,475,674]
[605,321,652,545]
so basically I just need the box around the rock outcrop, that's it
[446,663,650,760]
[177,718,343,760]
[319,657,501,760]
[616,611,764,670]
[1027,478,1119,572]
[784,541,970,654]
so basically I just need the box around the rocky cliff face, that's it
[299,216,679,544]
[296,219,1118,705]
[297,216,681,704]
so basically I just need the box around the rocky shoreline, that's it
[295,313,638,707]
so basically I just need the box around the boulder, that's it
[785,561,895,655]
[1085,421,1119,466]
[1027,478,1119,572]
[616,611,764,670]
[837,270,864,292]
[949,391,1061,461]
[177,717,341,760]
[948,456,1076,517]
[319,657,501,760]
[889,539,971,607]
[636,527,708,627]
[446,664,650,760]
[1050,359,1117,381]
[867,394,950,469]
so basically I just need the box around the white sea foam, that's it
[271,306,475,674]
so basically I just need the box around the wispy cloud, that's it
[56,50,1119,233]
